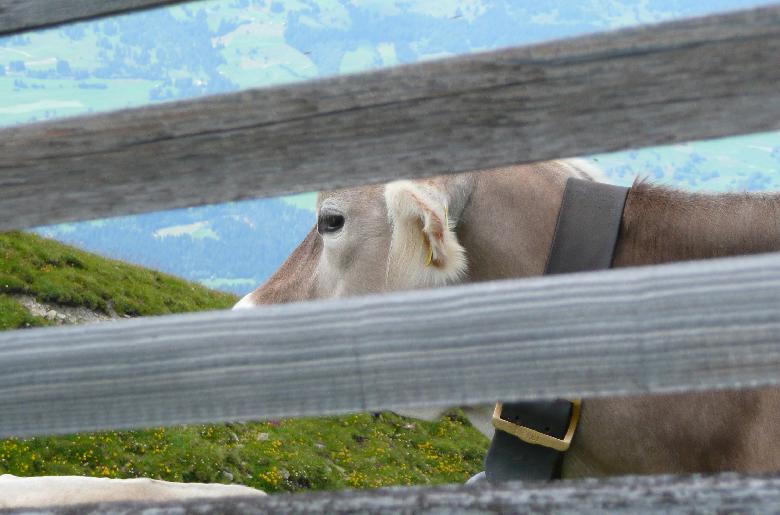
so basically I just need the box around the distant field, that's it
[201,277,258,291]
[0,76,159,127]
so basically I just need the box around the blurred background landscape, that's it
[2,0,778,295]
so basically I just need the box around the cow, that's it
[235,160,780,478]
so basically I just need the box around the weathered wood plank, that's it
[0,0,194,36]
[1,251,779,438]
[6,473,779,514]
[3,6,780,230]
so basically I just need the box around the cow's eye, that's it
[317,212,345,235]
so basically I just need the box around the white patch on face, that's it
[232,292,257,310]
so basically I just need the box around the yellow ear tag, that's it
[425,206,447,267]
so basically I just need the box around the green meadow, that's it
[0,232,488,492]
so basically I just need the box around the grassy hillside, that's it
[0,231,237,330]
[0,232,488,492]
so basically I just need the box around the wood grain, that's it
[8,473,780,514]
[2,5,780,230]
[0,0,193,35]
[1,251,779,438]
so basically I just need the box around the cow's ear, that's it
[384,180,467,288]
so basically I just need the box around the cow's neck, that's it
[460,173,780,478]
[567,183,780,478]
[613,182,780,266]
[457,164,570,282]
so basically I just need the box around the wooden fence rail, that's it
[2,5,780,230]
[1,251,779,438]
[7,472,779,514]
[0,0,195,36]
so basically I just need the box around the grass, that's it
[0,413,487,493]
[0,231,488,492]
[0,231,237,320]
[0,295,49,331]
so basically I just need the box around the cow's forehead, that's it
[317,184,384,213]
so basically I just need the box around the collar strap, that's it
[484,178,629,483]
[545,178,630,274]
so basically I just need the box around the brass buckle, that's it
[492,400,582,452]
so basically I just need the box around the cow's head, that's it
[234,175,476,307]
[234,161,591,309]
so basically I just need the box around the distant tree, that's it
[56,60,72,76]
[28,69,55,79]
[7,35,31,46]
[63,25,87,40]
[136,48,151,65]
[78,83,108,90]
[217,18,249,36]
[174,77,194,90]
[9,60,25,72]
[0,65,5,76]
[103,20,119,36]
